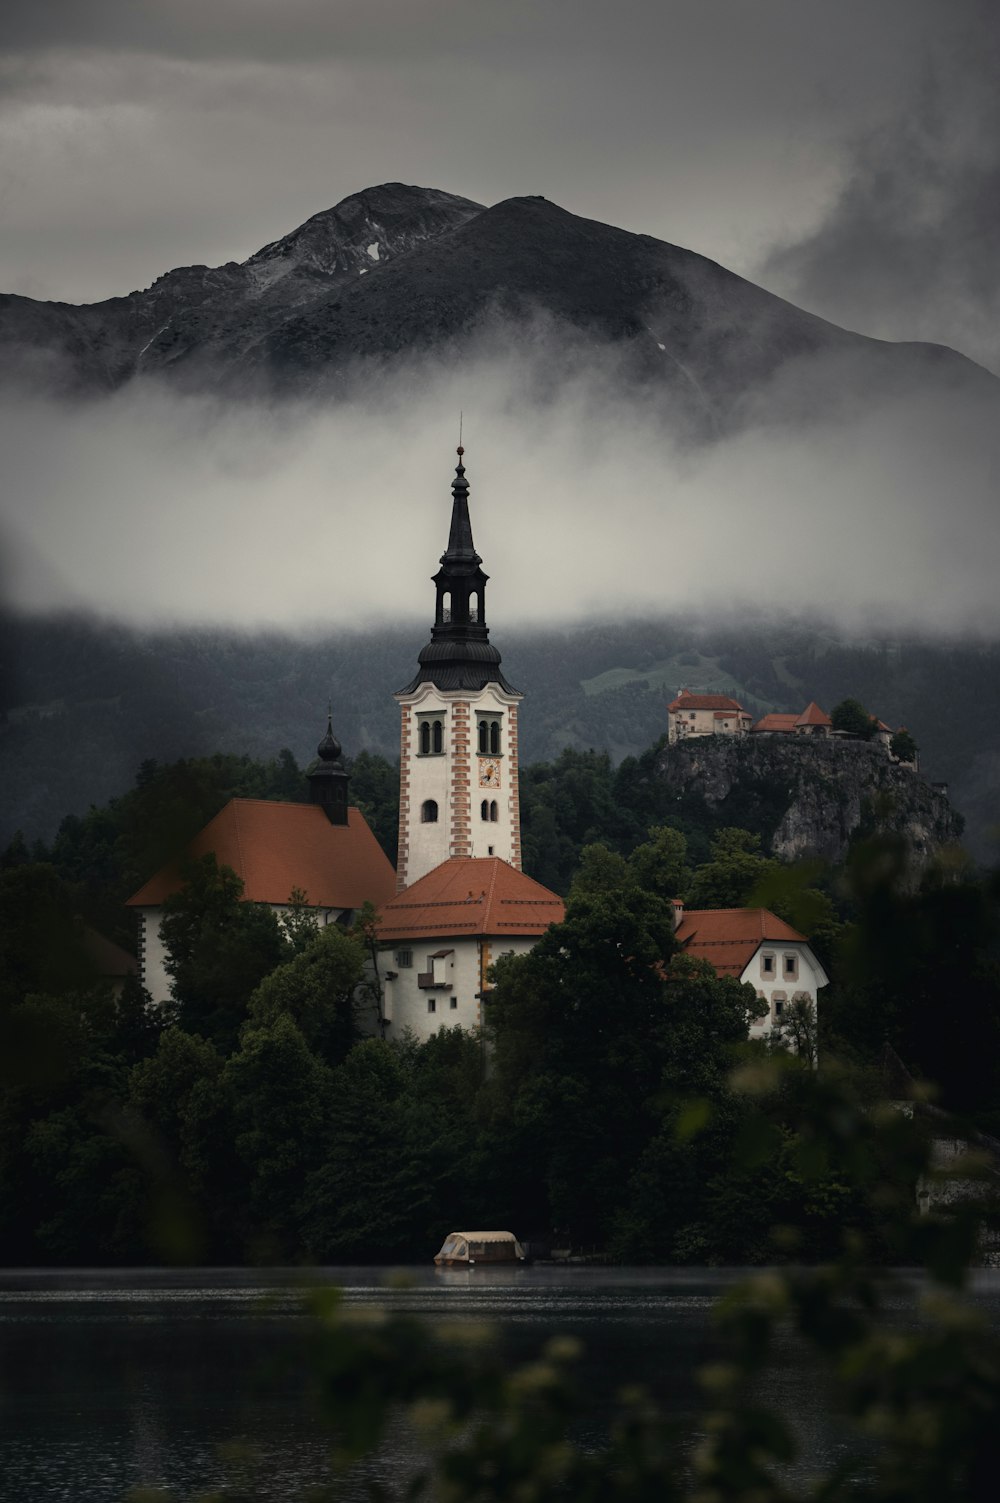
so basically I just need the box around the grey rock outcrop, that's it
[655,735,962,866]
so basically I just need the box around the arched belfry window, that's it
[421,799,438,823]
[441,590,451,623]
[490,800,498,822]
[478,715,502,755]
[469,590,479,623]
[481,799,489,821]
[418,714,445,756]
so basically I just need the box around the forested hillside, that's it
[4,610,999,856]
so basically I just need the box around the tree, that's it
[890,727,918,763]
[246,924,366,1066]
[831,697,877,739]
[685,828,778,909]
[223,1015,334,1256]
[628,824,691,901]
[159,855,290,1053]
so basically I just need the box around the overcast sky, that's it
[1,0,998,633]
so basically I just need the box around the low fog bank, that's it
[1,337,998,639]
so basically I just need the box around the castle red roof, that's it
[674,908,808,977]
[126,799,396,910]
[377,857,564,943]
[668,691,745,713]
[795,701,832,728]
[751,713,800,733]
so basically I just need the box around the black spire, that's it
[398,448,517,694]
[307,708,350,824]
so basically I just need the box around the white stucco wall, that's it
[668,707,751,744]
[743,940,827,1037]
[377,934,537,1042]
[396,681,522,888]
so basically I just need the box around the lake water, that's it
[2,1266,999,1501]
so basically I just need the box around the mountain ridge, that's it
[2,184,994,424]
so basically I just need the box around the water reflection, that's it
[1,1268,998,1502]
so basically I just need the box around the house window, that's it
[450,998,458,1010]
[774,999,784,1018]
[762,953,775,977]
[396,949,412,968]
[427,998,436,1014]
[421,799,438,823]
[783,954,799,981]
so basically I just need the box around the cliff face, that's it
[654,736,962,865]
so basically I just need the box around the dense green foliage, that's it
[2,740,1000,1267]
[136,1059,1000,1503]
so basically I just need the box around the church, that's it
[128,447,825,1042]
[128,447,567,1034]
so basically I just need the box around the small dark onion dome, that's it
[308,710,349,823]
[316,714,343,766]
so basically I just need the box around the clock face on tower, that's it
[478,758,502,788]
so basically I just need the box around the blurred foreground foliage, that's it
[130,1055,1000,1503]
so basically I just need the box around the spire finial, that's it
[317,705,342,763]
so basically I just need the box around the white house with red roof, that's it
[672,904,828,1037]
[667,690,753,744]
[126,724,397,1004]
[375,856,565,1041]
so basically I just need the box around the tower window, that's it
[490,800,498,822]
[417,714,445,756]
[478,716,502,755]
[421,799,438,823]
[481,799,489,821]
[469,590,479,623]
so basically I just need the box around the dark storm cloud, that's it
[762,1,1000,374]
[0,1,954,304]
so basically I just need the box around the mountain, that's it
[1,184,994,427]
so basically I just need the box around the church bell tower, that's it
[395,448,522,890]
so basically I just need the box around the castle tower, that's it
[395,448,522,890]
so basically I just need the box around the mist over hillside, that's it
[2,187,997,860]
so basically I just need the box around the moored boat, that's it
[433,1230,526,1266]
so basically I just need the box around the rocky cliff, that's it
[655,736,962,866]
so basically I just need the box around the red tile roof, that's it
[751,713,800,733]
[127,799,396,910]
[796,701,831,727]
[674,907,808,977]
[668,691,746,712]
[377,857,564,943]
